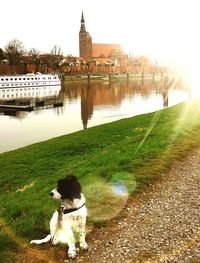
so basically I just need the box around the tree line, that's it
[0,39,168,75]
[0,39,69,74]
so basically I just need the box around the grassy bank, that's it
[1,98,200,261]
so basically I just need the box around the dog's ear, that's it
[57,175,82,200]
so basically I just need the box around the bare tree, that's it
[20,51,30,73]
[0,48,5,60]
[40,54,53,73]
[51,45,63,56]
[4,39,25,73]
[50,45,63,72]
[28,48,41,72]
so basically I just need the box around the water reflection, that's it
[0,78,192,153]
[62,77,189,130]
[81,83,94,129]
[0,85,63,118]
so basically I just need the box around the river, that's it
[0,78,195,154]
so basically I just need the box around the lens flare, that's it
[111,183,128,196]
[136,110,162,153]
[85,173,136,222]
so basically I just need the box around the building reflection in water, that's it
[62,77,189,130]
[81,83,93,129]
[0,78,189,123]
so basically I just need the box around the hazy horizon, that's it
[1,0,199,66]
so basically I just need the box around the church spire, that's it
[80,11,86,32]
[79,11,92,59]
[81,11,84,23]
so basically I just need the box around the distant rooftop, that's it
[92,43,125,58]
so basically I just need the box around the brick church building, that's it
[79,12,93,59]
[79,12,125,65]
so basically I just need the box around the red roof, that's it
[92,43,125,58]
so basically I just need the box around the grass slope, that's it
[1,98,200,262]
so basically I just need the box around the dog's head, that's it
[50,175,82,200]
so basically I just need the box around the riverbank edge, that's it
[62,72,169,83]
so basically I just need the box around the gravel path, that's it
[16,149,200,263]
[81,149,200,263]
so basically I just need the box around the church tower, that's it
[79,12,92,59]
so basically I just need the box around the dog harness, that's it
[59,203,85,215]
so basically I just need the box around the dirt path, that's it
[16,149,200,263]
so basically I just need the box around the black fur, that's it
[57,175,82,200]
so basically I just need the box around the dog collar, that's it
[61,203,85,215]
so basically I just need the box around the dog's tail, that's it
[30,234,51,245]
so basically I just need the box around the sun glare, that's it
[185,63,200,98]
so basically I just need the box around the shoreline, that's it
[62,72,171,82]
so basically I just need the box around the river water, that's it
[0,78,195,154]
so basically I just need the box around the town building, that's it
[79,12,92,60]
[79,12,125,65]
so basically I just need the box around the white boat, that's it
[0,73,61,89]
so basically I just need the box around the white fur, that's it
[50,188,62,199]
[30,193,88,259]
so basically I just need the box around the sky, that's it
[0,0,199,65]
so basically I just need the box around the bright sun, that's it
[185,61,200,97]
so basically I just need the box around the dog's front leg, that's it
[50,211,59,245]
[78,217,88,251]
[62,221,77,259]
[65,229,77,259]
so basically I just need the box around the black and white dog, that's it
[30,175,88,259]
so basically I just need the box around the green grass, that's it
[187,260,200,263]
[1,98,200,261]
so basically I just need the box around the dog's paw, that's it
[52,237,59,245]
[80,241,88,251]
[68,247,77,259]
